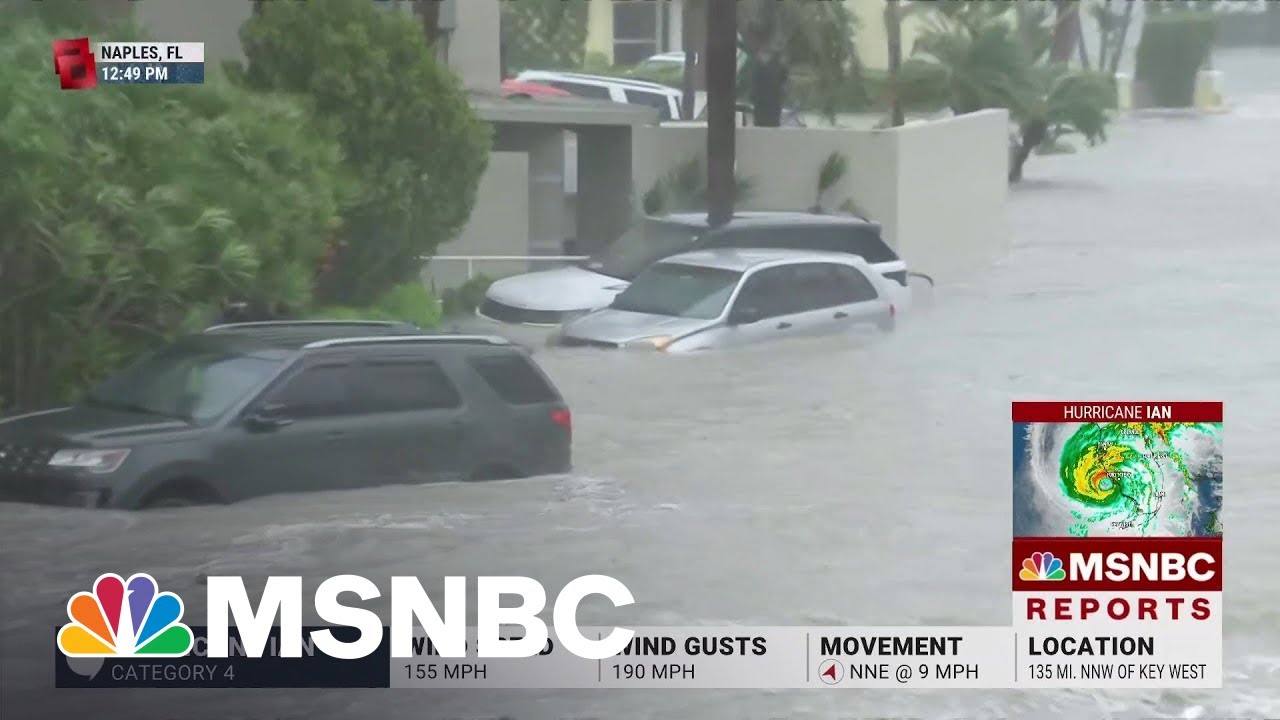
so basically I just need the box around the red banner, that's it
[1011,537,1222,592]
[1011,402,1222,423]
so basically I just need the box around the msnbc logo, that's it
[1019,552,1066,581]
[57,573,194,657]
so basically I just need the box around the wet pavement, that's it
[2,49,1279,720]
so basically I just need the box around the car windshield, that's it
[83,341,282,424]
[608,263,741,319]
[582,220,701,280]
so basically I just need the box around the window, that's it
[787,262,880,309]
[623,89,673,121]
[582,219,701,280]
[262,364,351,419]
[700,226,901,264]
[609,263,742,319]
[349,360,462,413]
[830,264,882,303]
[85,344,283,424]
[732,267,795,319]
[550,81,612,100]
[469,355,560,405]
[785,263,854,311]
[810,227,899,264]
[612,0,664,66]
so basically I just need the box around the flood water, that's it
[3,50,1279,720]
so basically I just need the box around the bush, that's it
[311,281,442,328]
[0,18,348,412]
[440,275,497,318]
[239,0,491,306]
[1134,12,1218,108]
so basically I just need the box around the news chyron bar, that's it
[53,39,205,89]
[1011,401,1223,688]
[54,400,1223,690]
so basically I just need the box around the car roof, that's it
[658,248,875,272]
[655,211,877,229]
[198,321,515,352]
[516,70,681,95]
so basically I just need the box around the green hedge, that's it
[1134,12,1218,108]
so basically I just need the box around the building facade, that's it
[582,0,921,71]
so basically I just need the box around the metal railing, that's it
[425,255,589,281]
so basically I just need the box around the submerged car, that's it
[480,211,918,328]
[552,248,897,353]
[0,321,572,509]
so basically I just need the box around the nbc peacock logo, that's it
[1019,551,1067,581]
[57,573,194,657]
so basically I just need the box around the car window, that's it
[610,262,741,319]
[624,89,673,120]
[697,225,900,264]
[786,263,855,311]
[348,360,462,413]
[84,341,284,424]
[817,226,899,263]
[583,219,701,280]
[262,364,351,418]
[549,81,612,100]
[830,263,882,303]
[469,355,560,405]
[732,267,794,319]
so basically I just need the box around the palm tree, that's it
[737,0,857,126]
[913,2,1111,181]
[885,0,906,127]
[705,0,738,226]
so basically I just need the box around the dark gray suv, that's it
[0,321,572,509]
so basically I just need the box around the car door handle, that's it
[834,311,848,319]
[776,322,792,329]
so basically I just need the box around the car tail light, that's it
[551,408,572,430]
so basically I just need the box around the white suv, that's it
[515,70,687,121]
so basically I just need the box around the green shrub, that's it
[311,281,442,328]
[239,0,491,306]
[1134,12,1218,108]
[440,274,497,318]
[0,18,347,412]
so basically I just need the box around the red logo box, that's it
[53,38,97,90]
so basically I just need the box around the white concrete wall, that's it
[889,110,1011,281]
[632,109,1010,283]
[424,152,530,291]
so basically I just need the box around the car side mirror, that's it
[244,403,293,432]
[729,305,762,326]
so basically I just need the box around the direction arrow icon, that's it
[818,659,843,685]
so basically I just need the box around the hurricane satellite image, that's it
[1013,420,1223,537]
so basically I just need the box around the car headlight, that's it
[48,448,131,474]
[623,336,673,351]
